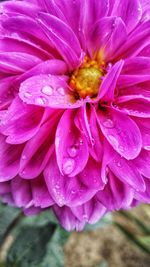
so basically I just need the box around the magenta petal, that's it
[31,176,54,208]
[88,17,127,59]
[114,20,150,59]
[80,157,104,190]
[19,112,60,179]
[0,97,44,144]
[37,12,82,70]
[97,108,142,160]
[79,0,109,49]
[99,60,124,101]
[0,135,23,181]
[97,171,134,210]
[17,59,68,84]
[53,205,85,231]
[109,154,145,192]
[112,0,142,33]
[71,199,106,224]
[2,1,41,18]
[115,98,150,118]
[134,177,150,203]
[134,150,150,178]
[0,52,41,74]
[134,118,150,148]
[44,155,96,207]
[55,110,89,177]
[0,182,10,194]
[89,106,103,162]
[19,74,82,109]
[11,176,31,207]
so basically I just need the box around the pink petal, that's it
[134,177,150,203]
[114,98,150,118]
[97,108,142,160]
[31,175,54,208]
[97,171,134,210]
[55,110,89,177]
[88,17,127,59]
[0,97,44,144]
[71,198,106,224]
[11,176,31,207]
[109,153,145,192]
[19,111,60,179]
[19,74,82,109]
[37,12,82,70]
[53,205,85,231]
[134,149,150,178]
[112,0,142,33]
[0,135,24,181]
[99,60,124,101]
[0,52,41,74]
[44,155,96,207]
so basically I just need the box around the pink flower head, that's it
[0,0,150,231]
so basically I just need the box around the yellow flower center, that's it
[69,56,104,99]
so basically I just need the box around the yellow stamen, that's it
[69,55,104,99]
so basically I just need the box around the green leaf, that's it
[85,213,112,231]
[0,203,20,246]
[97,261,109,267]
[6,223,56,267]
[39,227,70,267]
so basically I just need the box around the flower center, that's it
[69,56,104,99]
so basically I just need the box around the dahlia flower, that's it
[0,0,150,231]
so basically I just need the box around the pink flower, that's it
[0,0,150,231]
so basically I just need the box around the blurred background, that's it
[0,203,149,267]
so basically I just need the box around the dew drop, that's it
[55,184,60,189]
[41,85,53,96]
[71,189,76,194]
[36,97,46,105]
[118,145,125,152]
[108,135,119,147]
[62,158,75,175]
[57,87,65,96]
[22,155,27,160]
[67,146,78,158]
[103,119,115,128]
[116,161,122,167]
[24,92,32,98]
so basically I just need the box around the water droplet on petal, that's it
[118,145,125,152]
[71,189,76,194]
[67,146,78,158]
[24,92,32,98]
[108,134,119,148]
[22,155,27,160]
[57,87,65,96]
[62,158,75,175]
[41,85,53,96]
[36,97,46,105]
[103,119,114,128]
